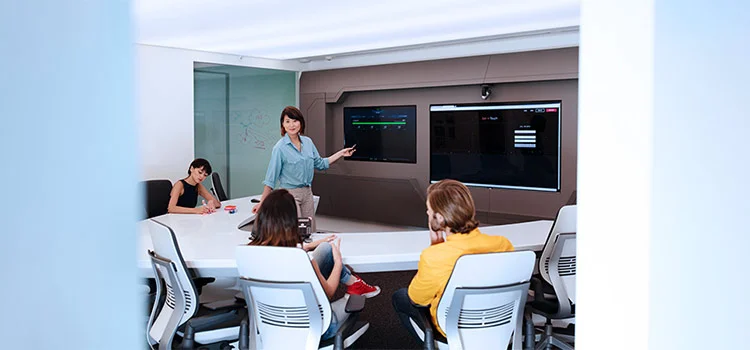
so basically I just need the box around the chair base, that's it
[535,336,574,350]
[534,323,574,350]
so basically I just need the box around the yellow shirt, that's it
[407,228,514,337]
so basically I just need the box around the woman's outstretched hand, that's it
[329,146,357,165]
[340,147,356,157]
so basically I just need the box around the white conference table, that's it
[138,196,553,278]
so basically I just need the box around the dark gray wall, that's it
[300,48,578,226]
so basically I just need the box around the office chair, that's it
[520,204,576,320]
[142,179,213,297]
[147,220,246,349]
[211,172,228,202]
[141,179,174,318]
[235,245,370,350]
[408,250,536,350]
[144,179,173,218]
[539,205,577,286]
[527,233,576,350]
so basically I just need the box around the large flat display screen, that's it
[344,105,417,163]
[430,101,561,192]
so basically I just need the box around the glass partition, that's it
[194,63,296,199]
[194,70,229,198]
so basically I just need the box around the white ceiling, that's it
[135,0,580,64]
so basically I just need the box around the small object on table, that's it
[224,205,237,214]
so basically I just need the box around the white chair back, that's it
[236,245,331,350]
[146,220,199,344]
[436,250,536,350]
[549,233,577,306]
[540,205,577,284]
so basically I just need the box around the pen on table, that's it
[202,199,213,213]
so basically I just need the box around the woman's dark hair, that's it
[280,106,306,136]
[249,189,301,247]
[188,158,212,175]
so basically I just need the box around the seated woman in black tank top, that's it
[167,158,222,214]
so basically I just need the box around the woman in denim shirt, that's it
[251,107,380,298]
[252,106,354,226]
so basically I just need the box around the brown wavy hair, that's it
[248,189,301,247]
[280,106,306,136]
[427,179,479,234]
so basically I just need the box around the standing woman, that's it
[252,106,355,228]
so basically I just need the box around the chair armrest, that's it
[181,308,245,349]
[333,294,367,350]
[530,276,545,302]
[192,277,216,295]
[333,312,363,350]
[344,294,366,313]
[335,295,368,349]
[410,303,435,350]
[185,308,243,333]
[203,298,245,311]
[334,315,355,350]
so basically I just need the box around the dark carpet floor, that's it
[338,270,422,350]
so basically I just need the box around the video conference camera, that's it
[480,84,492,100]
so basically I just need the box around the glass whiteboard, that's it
[194,63,296,199]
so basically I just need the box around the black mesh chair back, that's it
[143,179,172,219]
[211,172,228,202]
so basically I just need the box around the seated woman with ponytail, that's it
[248,189,380,339]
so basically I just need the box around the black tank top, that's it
[176,179,198,208]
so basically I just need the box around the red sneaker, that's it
[346,276,381,298]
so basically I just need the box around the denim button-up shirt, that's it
[263,134,330,189]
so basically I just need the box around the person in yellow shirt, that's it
[391,179,514,343]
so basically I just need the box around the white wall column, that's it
[0,1,139,348]
[579,1,749,349]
